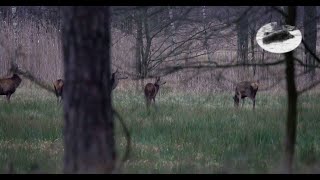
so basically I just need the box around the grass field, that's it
[0,85,320,174]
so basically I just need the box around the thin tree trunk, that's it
[250,22,256,76]
[237,9,248,65]
[11,6,18,71]
[303,6,317,79]
[142,7,151,78]
[135,9,145,91]
[202,6,211,62]
[62,6,115,174]
[135,12,142,92]
[284,6,298,174]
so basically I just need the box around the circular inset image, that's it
[256,22,302,54]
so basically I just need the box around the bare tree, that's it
[303,6,317,79]
[283,6,298,174]
[237,8,249,65]
[62,6,115,173]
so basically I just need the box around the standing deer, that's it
[144,77,166,110]
[53,79,64,103]
[233,80,259,110]
[0,73,22,102]
[110,69,128,91]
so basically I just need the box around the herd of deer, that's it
[0,71,259,110]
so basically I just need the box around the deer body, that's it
[144,77,166,110]
[233,81,259,110]
[52,70,127,104]
[53,79,64,103]
[0,74,22,102]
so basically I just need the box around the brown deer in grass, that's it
[233,80,259,110]
[53,79,64,103]
[0,73,22,102]
[110,69,128,91]
[144,77,166,110]
[52,70,127,103]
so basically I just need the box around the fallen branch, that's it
[9,62,55,94]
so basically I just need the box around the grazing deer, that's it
[233,80,259,110]
[110,69,128,91]
[53,79,64,103]
[144,77,166,110]
[0,73,22,102]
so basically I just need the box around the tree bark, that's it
[303,6,317,79]
[62,6,115,174]
[237,9,248,65]
[134,11,143,92]
[250,22,256,75]
[284,6,298,174]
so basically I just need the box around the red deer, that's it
[233,80,259,110]
[0,73,22,102]
[144,77,166,110]
[52,69,126,103]
[110,69,128,91]
[53,79,64,103]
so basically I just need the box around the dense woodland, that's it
[0,6,320,174]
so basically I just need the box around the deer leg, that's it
[6,94,11,103]
[145,97,150,111]
[242,98,245,107]
[152,97,156,106]
[253,98,256,110]
[237,94,241,108]
[153,97,159,111]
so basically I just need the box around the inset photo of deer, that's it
[0,73,22,102]
[256,22,302,54]
[233,80,259,110]
[110,69,128,91]
[144,77,166,111]
[53,79,64,103]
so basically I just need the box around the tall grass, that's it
[0,85,320,173]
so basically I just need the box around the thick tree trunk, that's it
[284,6,298,174]
[303,6,317,79]
[62,6,115,174]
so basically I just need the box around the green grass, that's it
[1,86,320,173]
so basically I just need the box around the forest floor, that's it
[1,85,320,173]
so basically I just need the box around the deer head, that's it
[154,77,166,86]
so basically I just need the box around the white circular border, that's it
[256,22,302,54]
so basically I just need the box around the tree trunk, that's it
[135,9,145,91]
[250,22,256,76]
[303,6,317,79]
[284,6,298,174]
[135,11,143,92]
[142,7,151,78]
[62,6,115,174]
[11,6,18,69]
[202,6,211,62]
[237,10,248,65]
[169,6,177,61]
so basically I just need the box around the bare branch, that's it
[157,59,285,77]
[298,79,320,95]
[9,62,55,94]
